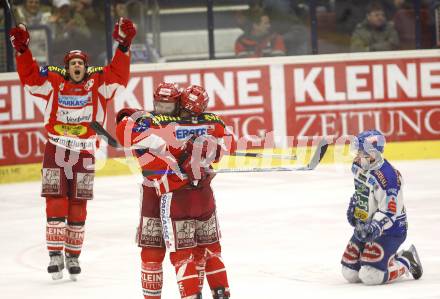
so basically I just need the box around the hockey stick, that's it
[140,139,327,175]
[90,121,297,160]
[90,121,328,174]
[231,151,297,160]
[90,121,122,148]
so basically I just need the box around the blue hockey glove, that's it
[354,220,382,242]
[346,195,357,227]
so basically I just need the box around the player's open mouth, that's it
[74,70,80,75]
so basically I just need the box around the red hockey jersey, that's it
[116,112,235,194]
[16,48,130,151]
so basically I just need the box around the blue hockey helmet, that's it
[354,130,386,154]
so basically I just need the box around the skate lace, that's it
[49,255,63,266]
[66,256,79,268]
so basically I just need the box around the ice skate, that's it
[212,287,229,299]
[401,245,423,280]
[47,251,64,280]
[65,253,81,281]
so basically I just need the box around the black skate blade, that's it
[47,265,62,273]
[409,244,423,280]
[67,266,81,275]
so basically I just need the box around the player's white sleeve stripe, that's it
[98,83,123,99]
[25,80,53,96]
[96,98,105,123]
[135,134,166,150]
[44,93,54,125]
[206,268,226,276]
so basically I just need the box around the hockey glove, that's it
[112,17,137,51]
[180,136,218,187]
[9,24,30,54]
[354,220,382,243]
[116,108,140,124]
[346,195,358,227]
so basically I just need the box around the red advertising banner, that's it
[1,51,440,167]
[284,57,440,141]
[0,79,47,166]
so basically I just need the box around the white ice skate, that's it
[65,254,81,281]
[47,252,64,280]
[401,244,423,280]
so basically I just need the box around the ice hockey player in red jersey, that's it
[9,18,136,280]
[115,83,233,298]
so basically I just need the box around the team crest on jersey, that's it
[59,82,64,91]
[360,242,384,263]
[39,66,49,77]
[84,79,94,91]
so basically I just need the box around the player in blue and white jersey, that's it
[341,130,423,285]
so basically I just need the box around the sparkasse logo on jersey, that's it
[58,94,91,108]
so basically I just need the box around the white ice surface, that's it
[0,160,439,299]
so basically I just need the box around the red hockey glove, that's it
[112,17,137,50]
[180,136,219,187]
[116,108,140,124]
[184,135,222,163]
[9,24,30,54]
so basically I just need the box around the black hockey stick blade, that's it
[90,121,122,148]
[305,137,329,170]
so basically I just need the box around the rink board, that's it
[1,49,440,183]
[1,139,439,184]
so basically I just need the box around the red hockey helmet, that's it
[153,82,181,103]
[180,85,209,115]
[64,50,89,69]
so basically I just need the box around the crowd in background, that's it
[1,0,440,72]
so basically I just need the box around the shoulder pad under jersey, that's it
[371,160,399,191]
[199,113,225,127]
[150,114,183,126]
[87,66,104,75]
[42,65,67,78]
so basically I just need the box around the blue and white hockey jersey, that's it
[351,159,407,237]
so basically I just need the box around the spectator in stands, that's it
[14,0,52,65]
[72,0,105,64]
[350,1,399,52]
[113,0,129,20]
[14,0,51,25]
[48,0,91,64]
[235,11,286,58]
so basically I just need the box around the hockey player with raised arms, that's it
[9,18,136,280]
[341,130,423,285]
[115,83,233,298]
